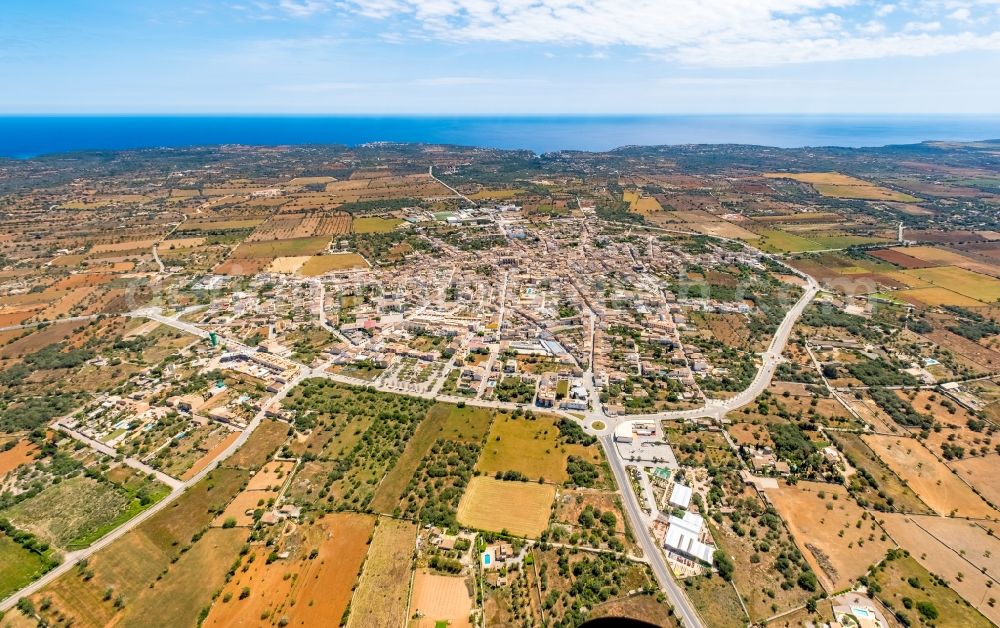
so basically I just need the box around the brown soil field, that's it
[296,253,369,276]
[0,308,42,326]
[204,513,375,628]
[0,320,82,358]
[265,256,310,274]
[213,487,279,527]
[863,435,998,519]
[880,514,1000,626]
[763,481,893,592]
[829,432,934,515]
[900,390,990,457]
[691,221,761,240]
[116,527,248,628]
[225,419,287,469]
[346,518,416,628]
[923,330,1000,371]
[0,439,39,476]
[90,239,159,254]
[50,273,114,290]
[456,477,555,538]
[869,249,935,268]
[213,258,270,276]
[244,460,294,491]
[409,570,473,628]
[39,287,96,319]
[949,454,1000,508]
[159,237,206,250]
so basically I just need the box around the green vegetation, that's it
[283,379,433,511]
[868,550,992,628]
[869,388,934,430]
[399,439,480,527]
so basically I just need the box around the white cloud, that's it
[278,0,332,17]
[904,20,943,30]
[328,0,1000,66]
[950,7,973,20]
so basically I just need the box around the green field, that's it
[808,235,891,249]
[2,476,134,550]
[370,403,493,513]
[872,553,992,628]
[476,413,599,484]
[0,533,53,598]
[352,217,401,234]
[756,229,825,254]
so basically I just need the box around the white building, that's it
[665,512,714,564]
[614,422,634,444]
[668,483,693,509]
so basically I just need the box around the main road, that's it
[3,226,820,624]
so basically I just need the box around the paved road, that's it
[53,424,182,490]
[4,224,820,622]
[429,165,476,206]
[0,363,308,613]
[601,434,702,628]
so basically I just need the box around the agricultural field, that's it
[0,533,54,600]
[456,476,555,537]
[898,266,1000,303]
[352,216,401,233]
[0,439,38,476]
[296,253,368,276]
[862,435,997,518]
[228,236,330,259]
[829,432,934,514]
[371,403,493,515]
[346,518,416,628]
[476,413,600,484]
[764,172,919,202]
[870,550,994,628]
[204,513,375,628]
[24,467,249,628]
[409,569,474,628]
[681,573,747,628]
[1,476,135,551]
[950,454,1000,507]
[763,481,893,592]
[756,229,826,254]
[280,380,433,510]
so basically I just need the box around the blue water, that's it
[2,115,1000,158]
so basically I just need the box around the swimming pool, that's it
[483,554,491,566]
[852,607,872,619]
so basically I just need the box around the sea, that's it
[2,115,1000,158]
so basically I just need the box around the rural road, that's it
[0,368,308,613]
[4,220,821,624]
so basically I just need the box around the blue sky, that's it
[3,0,1000,114]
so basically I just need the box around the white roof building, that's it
[614,422,634,443]
[665,512,714,564]
[668,483,693,509]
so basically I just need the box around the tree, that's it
[714,550,734,581]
